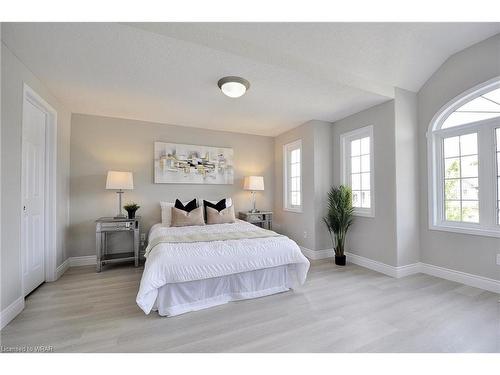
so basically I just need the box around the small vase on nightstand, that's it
[124,203,140,219]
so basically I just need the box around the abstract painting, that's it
[154,142,234,184]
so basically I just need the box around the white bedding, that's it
[136,220,310,315]
[153,265,296,316]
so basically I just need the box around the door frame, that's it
[21,83,58,289]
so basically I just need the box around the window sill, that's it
[283,207,303,213]
[429,223,500,238]
[353,209,374,218]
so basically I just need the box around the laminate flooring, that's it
[1,261,498,352]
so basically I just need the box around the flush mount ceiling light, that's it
[217,76,250,98]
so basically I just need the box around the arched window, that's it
[428,78,500,237]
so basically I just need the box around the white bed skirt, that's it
[152,264,299,317]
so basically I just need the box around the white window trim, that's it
[427,77,500,238]
[283,139,303,213]
[340,125,375,217]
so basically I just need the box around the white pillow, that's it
[160,200,198,226]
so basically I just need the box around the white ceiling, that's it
[2,23,500,136]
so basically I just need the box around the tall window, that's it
[341,125,374,217]
[429,81,500,237]
[283,139,302,212]
[443,133,479,223]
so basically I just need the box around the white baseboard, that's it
[345,251,419,278]
[345,251,499,293]
[69,255,97,267]
[301,248,420,278]
[0,296,25,330]
[396,262,422,278]
[50,256,97,280]
[300,246,333,260]
[303,248,498,293]
[49,256,91,281]
[419,263,500,294]
[346,251,397,277]
[55,258,70,280]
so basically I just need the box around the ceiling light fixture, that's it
[217,76,250,98]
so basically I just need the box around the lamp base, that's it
[115,190,125,218]
[249,191,260,213]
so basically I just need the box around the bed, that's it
[136,219,310,317]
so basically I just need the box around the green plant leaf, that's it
[124,202,140,210]
[323,185,354,257]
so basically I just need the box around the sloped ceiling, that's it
[2,22,500,136]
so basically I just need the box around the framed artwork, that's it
[154,142,234,184]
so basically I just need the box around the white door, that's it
[22,99,46,296]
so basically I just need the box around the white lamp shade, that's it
[106,171,134,190]
[244,176,264,191]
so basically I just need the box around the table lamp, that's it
[244,176,264,213]
[106,171,134,218]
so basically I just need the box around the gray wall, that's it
[313,121,334,250]
[394,88,420,266]
[275,101,418,269]
[332,100,399,266]
[273,122,316,249]
[1,42,71,311]
[418,34,500,280]
[273,120,333,251]
[69,114,275,257]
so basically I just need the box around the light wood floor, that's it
[1,261,498,352]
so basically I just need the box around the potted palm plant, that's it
[323,185,354,266]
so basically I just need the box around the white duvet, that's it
[136,220,310,314]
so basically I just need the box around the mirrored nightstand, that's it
[238,211,273,230]
[95,217,140,272]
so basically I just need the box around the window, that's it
[429,79,500,237]
[340,125,374,217]
[283,139,302,212]
[443,133,479,223]
[442,87,500,128]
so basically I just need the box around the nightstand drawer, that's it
[98,222,135,231]
[238,211,273,230]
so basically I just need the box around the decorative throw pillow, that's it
[206,205,236,225]
[160,201,175,226]
[203,198,226,219]
[174,198,198,212]
[160,200,196,226]
[170,206,205,227]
